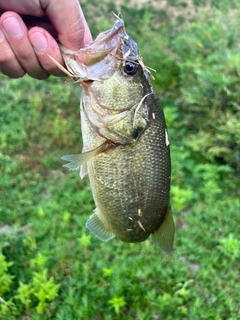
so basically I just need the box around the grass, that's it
[0,0,240,319]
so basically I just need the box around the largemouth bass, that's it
[51,15,175,253]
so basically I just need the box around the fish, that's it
[50,15,175,253]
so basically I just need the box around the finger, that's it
[0,20,26,78]
[29,27,66,77]
[41,0,92,50]
[0,12,49,79]
[0,32,25,78]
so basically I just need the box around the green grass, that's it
[0,1,240,319]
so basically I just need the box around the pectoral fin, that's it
[152,205,175,254]
[86,208,115,241]
[61,142,108,171]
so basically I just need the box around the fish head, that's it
[60,16,155,144]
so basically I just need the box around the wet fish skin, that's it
[58,16,175,253]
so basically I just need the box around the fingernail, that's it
[2,17,22,38]
[29,32,48,52]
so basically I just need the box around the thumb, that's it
[41,0,92,50]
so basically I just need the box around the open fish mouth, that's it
[47,15,125,82]
[60,17,125,66]
[48,14,154,84]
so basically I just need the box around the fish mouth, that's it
[58,16,142,82]
[60,18,125,68]
[47,14,154,85]
[60,18,125,65]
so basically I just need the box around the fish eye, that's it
[124,61,139,75]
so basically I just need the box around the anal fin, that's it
[86,208,115,242]
[152,204,175,254]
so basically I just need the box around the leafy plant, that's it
[0,253,13,296]
[108,296,126,314]
[218,234,240,262]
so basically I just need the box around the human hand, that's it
[0,0,92,79]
